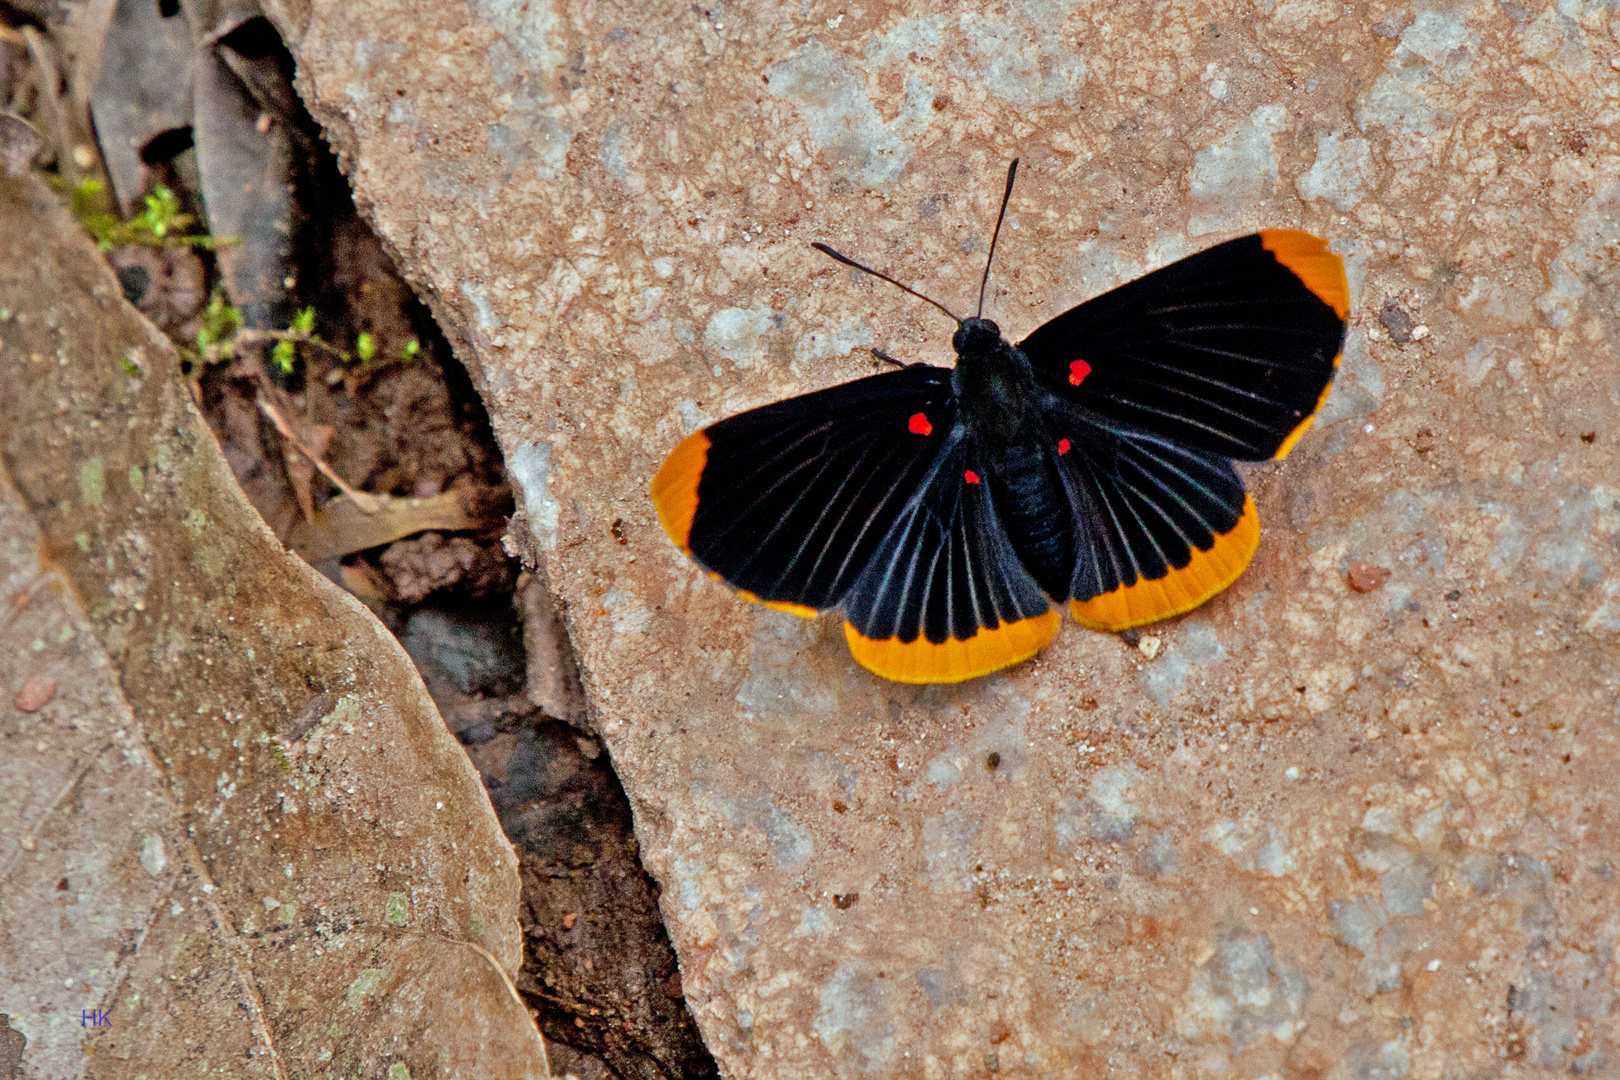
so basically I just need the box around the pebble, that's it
[14,673,58,712]
[1347,562,1392,593]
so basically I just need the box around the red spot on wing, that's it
[1057,438,1071,455]
[964,469,981,485]
[908,412,933,436]
[1069,359,1092,386]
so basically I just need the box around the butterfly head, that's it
[952,317,1004,358]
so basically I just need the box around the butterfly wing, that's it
[651,365,959,614]
[1038,391,1259,631]
[841,434,1058,684]
[1020,230,1349,462]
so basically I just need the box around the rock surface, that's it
[265,0,1620,1075]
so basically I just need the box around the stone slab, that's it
[265,0,1620,1074]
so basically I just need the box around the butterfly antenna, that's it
[811,242,963,327]
[977,158,1020,320]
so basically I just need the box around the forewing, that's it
[1020,230,1348,461]
[1040,393,1260,631]
[841,435,1058,683]
[651,365,957,612]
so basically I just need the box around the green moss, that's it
[344,967,386,1008]
[79,458,105,507]
[266,735,293,773]
[385,892,410,927]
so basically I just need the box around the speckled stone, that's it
[265,0,1620,1074]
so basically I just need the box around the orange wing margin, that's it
[1260,230,1347,459]
[739,590,819,618]
[1271,375,1338,461]
[844,609,1060,684]
[1259,229,1350,320]
[650,431,710,553]
[1069,496,1260,632]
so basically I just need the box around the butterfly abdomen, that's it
[988,441,1075,600]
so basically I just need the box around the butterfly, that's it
[651,161,1348,684]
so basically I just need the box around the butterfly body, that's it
[945,319,1078,598]
[651,202,1349,684]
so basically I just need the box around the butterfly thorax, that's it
[951,318,1038,447]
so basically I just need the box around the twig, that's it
[204,327,350,365]
[520,987,620,1014]
[255,393,383,514]
[325,355,403,390]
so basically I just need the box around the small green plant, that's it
[195,290,243,362]
[188,297,395,377]
[69,180,120,248]
[271,338,297,374]
[67,179,224,251]
[267,308,320,374]
[129,185,185,239]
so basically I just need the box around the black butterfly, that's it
[652,161,1348,683]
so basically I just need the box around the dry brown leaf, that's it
[287,490,481,562]
[283,417,334,523]
[0,172,549,1079]
[0,111,41,177]
[257,391,379,514]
